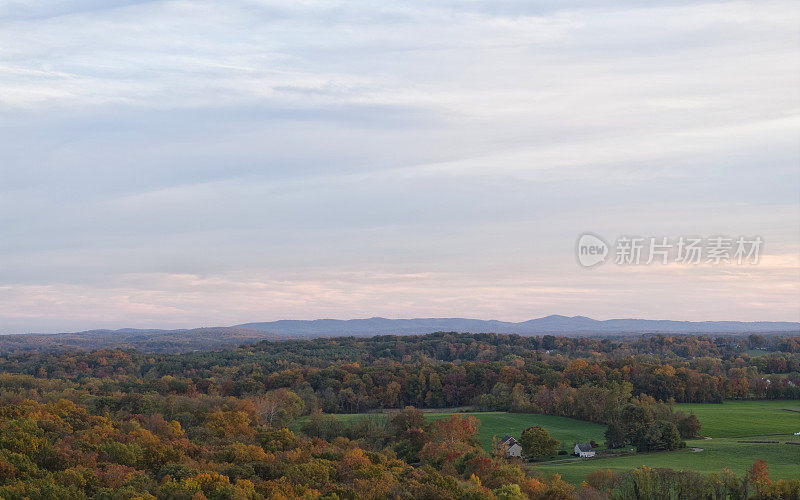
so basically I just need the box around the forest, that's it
[0,332,798,499]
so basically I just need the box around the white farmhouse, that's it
[574,443,595,458]
[499,435,523,458]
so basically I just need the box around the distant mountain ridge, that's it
[237,315,800,336]
[1,315,797,354]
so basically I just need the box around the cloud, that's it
[2,255,797,333]
[0,0,798,331]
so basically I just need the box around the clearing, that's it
[536,400,800,484]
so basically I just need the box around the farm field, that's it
[299,401,800,485]
[299,411,606,453]
[537,400,800,484]
[535,436,800,484]
[425,411,606,452]
[674,399,800,437]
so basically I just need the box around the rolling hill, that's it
[2,315,796,353]
[237,315,799,336]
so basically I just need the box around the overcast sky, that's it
[1,0,799,333]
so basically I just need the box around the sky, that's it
[1,0,799,333]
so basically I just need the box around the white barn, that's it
[574,443,595,458]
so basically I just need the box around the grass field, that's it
[298,411,606,453]
[424,412,606,452]
[537,400,800,484]
[298,400,800,484]
[675,400,800,437]
[535,436,800,484]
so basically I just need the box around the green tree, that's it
[494,483,524,500]
[519,426,559,461]
[619,402,654,446]
[677,413,701,438]
[639,420,682,451]
[747,334,766,349]
[604,420,627,449]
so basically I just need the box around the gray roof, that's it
[576,443,594,452]
[500,435,518,445]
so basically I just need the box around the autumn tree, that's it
[586,469,620,493]
[748,459,771,495]
[429,414,479,445]
[386,406,427,438]
[252,388,304,427]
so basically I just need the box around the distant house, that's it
[499,435,523,457]
[574,443,595,458]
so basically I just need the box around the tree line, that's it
[0,332,798,498]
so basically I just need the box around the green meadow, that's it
[537,400,800,484]
[674,399,800,437]
[535,436,800,484]
[424,411,606,452]
[299,411,606,453]
[306,400,800,485]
